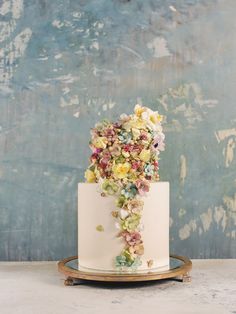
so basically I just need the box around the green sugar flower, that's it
[115,251,134,268]
[115,195,126,208]
[121,213,141,232]
[115,253,142,269]
[123,249,135,263]
[115,155,126,164]
[115,255,127,267]
[101,179,119,195]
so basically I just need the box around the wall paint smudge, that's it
[214,206,227,232]
[200,208,213,232]
[159,83,218,132]
[223,193,236,212]
[179,219,197,240]
[147,37,172,58]
[178,200,235,242]
[215,128,236,143]
[0,0,31,92]
[223,138,236,168]
[0,28,32,85]
[180,155,187,185]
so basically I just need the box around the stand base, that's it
[58,254,192,286]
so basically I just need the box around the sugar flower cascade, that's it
[85,105,165,270]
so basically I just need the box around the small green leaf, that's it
[96,224,104,232]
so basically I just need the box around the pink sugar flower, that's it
[100,157,110,169]
[153,134,165,151]
[121,231,142,246]
[131,161,141,170]
[123,144,132,152]
[93,147,102,154]
[90,153,99,163]
[140,130,148,141]
[131,144,142,153]
[104,128,116,138]
[99,151,111,169]
[109,144,121,156]
[136,179,150,196]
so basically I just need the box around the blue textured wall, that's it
[0,0,235,261]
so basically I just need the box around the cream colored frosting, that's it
[78,182,169,272]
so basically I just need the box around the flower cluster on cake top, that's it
[85,105,165,270]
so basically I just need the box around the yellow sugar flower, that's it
[122,151,130,158]
[93,137,107,149]
[139,149,151,162]
[85,169,96,183]
[157,114,163,122]
[134,104,146,117]
[112,162,131,179]
[94,166,101,179]
[150,113,158,124]
[131,118,145,129]
[123,116,145,131]
[150,113,163,124]
[131,128,141,139]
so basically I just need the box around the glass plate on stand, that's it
[58,254,192,285]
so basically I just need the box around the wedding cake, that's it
[78,105,169,272]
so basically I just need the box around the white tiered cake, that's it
[78,182,169,272]
[78,105,169,273]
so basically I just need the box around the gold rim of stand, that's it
[58,254,192,285]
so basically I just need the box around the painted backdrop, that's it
[0,0,235,260]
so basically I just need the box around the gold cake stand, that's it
[58,254,192,286]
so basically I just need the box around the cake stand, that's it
[58,254,192,286]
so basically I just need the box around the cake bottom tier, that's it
[78,182,169,272]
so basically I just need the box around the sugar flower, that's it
[129,243,144,256]
[112,162,131,179]
[119,209,129,219]
[101,179,119,195]
[126,198,144,213]
[121,231,142,246]
[103,127,116,139]
[99,152,111,170]
[120,113,130,122]
[121,183,138,199]
[141,108,163,131]
[118,131,132,144]
[115,251,141,269]
[121,214,141,232]
[115,255,127,267]
[93,136,108,149]
[116,195,126,208]
[144,163,155,177]
[139,149,151,162]
[109,143,121,156]
[134,104,146,117]
[85,169,96,183]
[152,133,165,152]
[136,179,150,196]
[131,128,141,140]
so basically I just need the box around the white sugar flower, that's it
[119,209,129,219]
[115,222,121,230]
[120,113,130,122]
[141,108,163,131]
